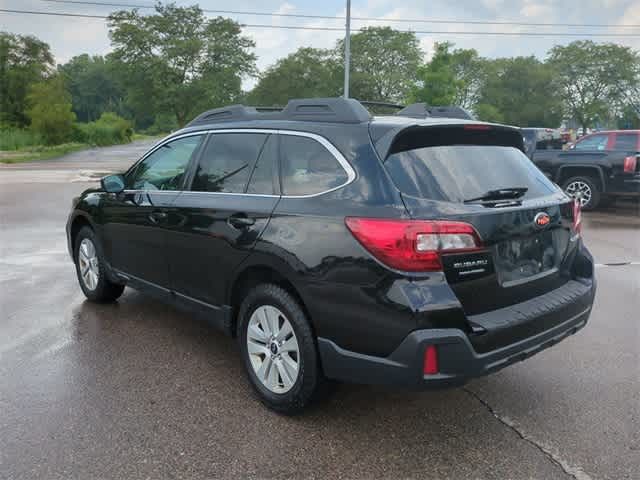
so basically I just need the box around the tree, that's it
[26,75,76,145]
[0,32,54,126]
[335,27,422,102]
[108,3,256,127]
[476,57,562,127]
[411,42,485,109]
[548,40,640,132]
[247,48,341,106]
[58,54,126,122]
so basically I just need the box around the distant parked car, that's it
[527,130,640,210]
[522,128,565,156]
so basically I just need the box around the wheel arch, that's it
[556,165,606,192]
[68,213,95,260]
[227,261,312,338]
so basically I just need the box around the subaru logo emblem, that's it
[534,212,550,228]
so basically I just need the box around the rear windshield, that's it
[385,145,557,202]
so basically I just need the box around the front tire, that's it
[238,284,326,414]
[74,226,125,302]
[563,175,601,211]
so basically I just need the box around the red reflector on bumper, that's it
[423,345,439,375]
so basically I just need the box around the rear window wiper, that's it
[464,187,528,204]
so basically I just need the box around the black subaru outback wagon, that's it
[66,98,596,413]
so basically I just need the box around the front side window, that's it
[280,135,348,196]
[127,135,203,190]
[246,135,277,195]
[191,133,268,193]
[574,134,609,151]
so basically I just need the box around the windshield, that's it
[385,145,558,203]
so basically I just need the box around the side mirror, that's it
[101,174,125,193]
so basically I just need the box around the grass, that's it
[132,132,168,141]
[0,143,88,164]
[0,125,166,164]
[0,128,43,150]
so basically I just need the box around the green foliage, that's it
[26,75,76,145]
[145,112,178,135]
[73,112,133,146]
[58,54,126,122]
[335,27,422,102]
[0,126,42,150]
[548,40,640,131]
[411,42,486,109]
[0,32,54,126]
[477,57,563,127]
[474,103,504,123]
[247,48,341,106]
[108,4,256,127]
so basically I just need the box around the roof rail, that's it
[395,103,475,120]
[186,97,372,127]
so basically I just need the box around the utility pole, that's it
[343,0,351,98]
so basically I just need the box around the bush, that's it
[26,76,76,145]
[145,112,178,135]
[73,112,133,146]
[0,127,43,150]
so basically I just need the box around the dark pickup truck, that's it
[527,130,640,210]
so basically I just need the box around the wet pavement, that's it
[1,142,639,479]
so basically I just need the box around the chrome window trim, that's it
[125,128,356,198]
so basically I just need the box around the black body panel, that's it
[65,101,597,388]
[530,148,640,196]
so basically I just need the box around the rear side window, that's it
[191,133,268,193]
[614,134,637,151]
[385,145,557,203]
[280,135,348,196]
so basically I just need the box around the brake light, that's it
[623,155,637,173]
[344,218,482,272]
[572,199,582,236]
[423,345,439,375]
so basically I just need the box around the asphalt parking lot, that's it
[1,141,638,479]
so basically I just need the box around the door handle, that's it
[228,214,256,229]
[149,211,168,224]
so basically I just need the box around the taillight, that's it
[423,345,439,375]
[623,155,638,173]
[344,218,483,272]
[572,199,582,236]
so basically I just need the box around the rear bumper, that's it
[318,277,595,389]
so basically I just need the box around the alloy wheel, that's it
[565,180,592,207]
[78,238,99,291]
[246,305,300,394]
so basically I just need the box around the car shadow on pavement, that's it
[65,291,569,479]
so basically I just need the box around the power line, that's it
[2,9,640,37]
[37,0,640,29]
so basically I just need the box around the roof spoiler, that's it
[186,97,372,127]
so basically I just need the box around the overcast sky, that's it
[1,0,639,89]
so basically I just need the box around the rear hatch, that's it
[378,123,580,316]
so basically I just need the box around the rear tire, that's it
[74,226,125,302]
[237,284,326,414]
[562,175,601,211]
